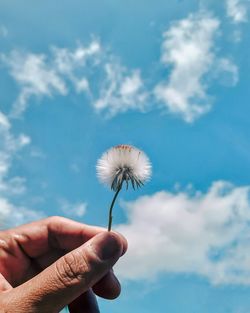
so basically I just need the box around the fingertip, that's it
[112,231,128,256]
[90,231,123,261]
[89,230,127,263]
[93,270,121,300]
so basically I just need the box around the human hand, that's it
[0,216,127,312]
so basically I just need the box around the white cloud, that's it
[226,0,248,23]
[52,40,101,94]
[4,51,67,117]
[0,111,10,129]
[51,40,148,116]
[29,147,47,159]
[1,40,101,117]
[215,58,239,86]
[0,110,44,229]
[94,63,147,116]
[53,40,100,75]
[0,111,30,178]
[116,181,250,285]
[154,12,238,123]
[1,39,148,118]
[59,198,87,218]
[1,29,239,121]
[0,176,27,195]
[0,197,45,229]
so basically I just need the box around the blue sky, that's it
[1,0,250,312]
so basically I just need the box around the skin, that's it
[0,216,127,313]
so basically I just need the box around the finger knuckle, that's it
[46,215,65,225]
[55,250,91,287]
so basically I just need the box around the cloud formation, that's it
[0,111,43,229]
[58,198,87,218]
[0,111,30,179]
[116,181,250,285]
[94,63,147,116]
[215,58,239,86]
[1,13,240,122]
[226,0,248,23]
[1,40,101,117]
[154,12,238,122]
[0,197,44,229]
[7,51,67,117]
[2,40,146,118]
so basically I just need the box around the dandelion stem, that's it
[108,186,122,231]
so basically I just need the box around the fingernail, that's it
[93,232,122,261]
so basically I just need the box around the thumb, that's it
[11,232,123,312]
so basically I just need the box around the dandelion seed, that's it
[96,144,152,231]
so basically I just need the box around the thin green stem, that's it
[108,187,122,231]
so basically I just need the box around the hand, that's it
[0,216,127,312]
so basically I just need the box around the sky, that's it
[1,0,250,312]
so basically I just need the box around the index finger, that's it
[4,216,106,258]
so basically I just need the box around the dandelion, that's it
[96,144,152,231]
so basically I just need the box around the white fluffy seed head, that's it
[96,144,152,191]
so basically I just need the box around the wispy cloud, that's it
[0,111,44,228]
[52,40,101,94]
[226,0,248,23]
[94,63,147,116]
[1,16,239,122]
[0,111,30,178]
[1,40,101,117]
[1,39,148,118]
[0,197,45,229]
[0,176,27,195]
[3,51,67,117]
[214,58,239,86]
[154,12,238,123]
[58,198,87,218]
[116,181,250,285]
